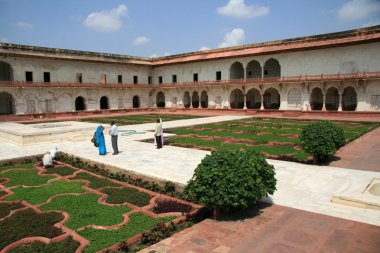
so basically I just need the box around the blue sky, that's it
[1,0,379,57]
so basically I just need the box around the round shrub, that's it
[300,120,345,164]
[184,148,277,219]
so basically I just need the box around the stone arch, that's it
[100,96,109,110]
[24,93,38,114]
[230,89,244,109]
[246,88,261,109]
[287,88,302,110]
[0,61,13,81]
[230,62,244,80]
[183,91,190,108]
[310,88,323,110]
[0,92,15,114]
[246,60,262,79]
[192,91,199,108]
[156,91,165,108]
[263,88,280,109]
[75,96,86,111]
[200,90,208,108]
[342,86,357,111]
[264,58,281,78]
[326,87,339,111]
[132,95,140,108]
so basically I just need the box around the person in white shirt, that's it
[50,147,58,159]
[42,152,53,168]
[154,118,163,149]
[109,121,119,155]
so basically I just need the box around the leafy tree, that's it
[300,120,345,164]
[184,148,277,219]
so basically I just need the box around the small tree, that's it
[300,120,345,164]
[184,148,277,219]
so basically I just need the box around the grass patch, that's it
[43,166,77,176]
[0,190,8,198]
[5,180,87,205]
[0,202,24,219]
[0,163,35,172]
[1,169,55,187]
[8,236,80,253]
[40,194,131,230]
[101,187,152,207]
[78,212,175,253]
[0,208,63,250]
[71,172,121,189]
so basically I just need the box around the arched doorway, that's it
[263,88,280,109]
[264,58,281,78]
[156,91,165,108]
[246,88,261,109]
[75,96,86,111]
[230,89,244,109]
[0,92,15,114]
[342,86,357,111]
[0,61,13,81]
[201,91,208,108]
[310,88,323,110]
[246,60,262,79]
[326,87,339,111]
[100,96,109,110]
[183,92,190,108]
[132,96,140,108]
[287,88,302,110]
[192,91,199,108]
[230,62,244,80]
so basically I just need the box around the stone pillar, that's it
[190,95,193,108]
[243,93,247,109]
[338,92,343,111]
[260,94,264,110]
[322,93,326,111]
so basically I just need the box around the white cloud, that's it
[133,36,150,46]
[16,21,33,30]
[217,0,269,19]
[219,28,245,48]
[84,5,127,32]
[362,19,380,27]
[199,46,210,51]
[338,0,380,22]
[150,53,159,58]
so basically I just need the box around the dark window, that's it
[133,75,138,84]
[172,75,177,83]
[264,70,268,76]
[216,71,222,81]
[44,72,50,83]
[148,76,152,84]
[118,75,122,84]
[77,73,82,83]
[193,73,198,82]
[25,71,33,82]
[248,71,252,76]
[159,76,163,84]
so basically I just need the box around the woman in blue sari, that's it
[95,125,107,155]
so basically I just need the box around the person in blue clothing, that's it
[95,125,107,155]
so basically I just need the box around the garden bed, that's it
[0,161,202,253]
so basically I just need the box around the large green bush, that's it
[184,149,277,219]
[300,120,345,164]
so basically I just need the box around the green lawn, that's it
[71,172,122,189]
[80,114,202,125]
[0,163,35,172]
[1,169,55,187]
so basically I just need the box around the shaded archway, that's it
[230,89,244,109]
[230,62,244,80]
[100,96,109,110]
[132,96,140,108]
[326,87,339,111]
[246,60,262,79]
[183,91,190,108]
[201,91,208,108]
[263,88,280,109]
[192,91,199,108]
[0,61,13,81]
[264,58,281,78]
[287,88,302,110]
[246,88,261,109]
[156,91,165,108]
[0,92,15,114]
[342,86,357,111]
[75,96,86,111]
[310,88,323,110]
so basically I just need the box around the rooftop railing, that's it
[0,71,379,89]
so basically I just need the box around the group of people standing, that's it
[94,121,119,155]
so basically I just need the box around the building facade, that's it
[0,26,380,115]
